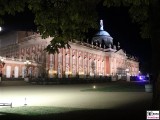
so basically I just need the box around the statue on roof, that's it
[92,20,113,47]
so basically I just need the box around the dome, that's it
[92,20,113,46]
[95,30,110,36]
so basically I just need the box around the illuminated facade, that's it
[0,31,139,79]
[0,21,139,80]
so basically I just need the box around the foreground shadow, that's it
[0,109,149,120]
[0,97,152,120]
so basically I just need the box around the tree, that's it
[0,0,100,53]
[103,0,160,109]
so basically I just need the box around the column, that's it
[55,53,58,72]
[62,48,64,75]
[76,50,78,74]
[70,48,72,74]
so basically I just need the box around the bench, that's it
[0,103,12,108]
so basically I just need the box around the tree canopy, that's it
[0,0,100,53]
[103,0,151,39]
[0,0,152,53]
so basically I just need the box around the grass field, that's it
[0,106,146,120]
[0,106,81,115]
[81,81,145,92]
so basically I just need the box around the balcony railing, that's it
[19,34,41,43]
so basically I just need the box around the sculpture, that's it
[92,20,113,47]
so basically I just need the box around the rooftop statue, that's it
[92,20,113,47]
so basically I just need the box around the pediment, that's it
[116,49,126,56]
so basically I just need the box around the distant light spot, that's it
[93,85,96,89]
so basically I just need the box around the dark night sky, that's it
[1,6,152,73]
[99,7,152,73]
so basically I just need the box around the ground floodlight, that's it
[93,85,96,89]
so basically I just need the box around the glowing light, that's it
[139,71,141,74]
[139,76,143,80]
[49,70,53,74]
[79,72,84,75]
[53,70,57,74]
[49,70,57,75]
[1,58,4,62]
[93,85,96,89]
[138,75,146,81]
[0,27,2,31]
[24,60,31,65]
[65,71,72,75]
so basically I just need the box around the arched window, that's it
[22,66,25,78]
[6,66,11,78]
[14,66,19,78]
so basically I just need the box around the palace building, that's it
[0,20,139,80]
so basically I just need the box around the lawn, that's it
[81,81,145,92]
[0,82,150,120]
[0,106,81,115]
[0,106,83,120]
[0,106,146,120]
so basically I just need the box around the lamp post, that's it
[0,58,5,82]
[24,60,31,82]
